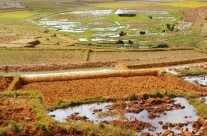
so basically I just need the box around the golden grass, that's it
[0,11,37,19]
[161,1,207,8]
[19,69,163,84]
[91,2,147,9]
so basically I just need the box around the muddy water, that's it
[48,97,198,134]
[1,68,116,77]
[165,63,207,87]
[183,76,207,87]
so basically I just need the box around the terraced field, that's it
[1,0,207,135]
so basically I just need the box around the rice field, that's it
[1,0,207,135]
[0,11,37,19]
[161,1,207,8]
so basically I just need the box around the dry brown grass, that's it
[19,69,163,84]
[21,75,206,105]
[90,50,207,66]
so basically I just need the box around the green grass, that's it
[82,49,91,61]
[0,11,37,19]
[92,2,147,9]
[181,70,207,76]
[189,98,207,118]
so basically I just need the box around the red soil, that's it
[184,7,207,22]
[21,75,207,105]
[0,35,23,43]
[0,77,13,91]
[0,95,36,127]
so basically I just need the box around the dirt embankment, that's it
[19,69,162,84]
[184,7,207,22]
[128,58,207,69]
[0,61,119,72]
[21,75,207,105]
[0,77,13,91]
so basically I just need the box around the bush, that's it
[156,43,169,48]
[116,40,124,44]
[128,40,133,44]
[9,121,20,132]
[166,23,175,31]
[149,16,153,19]
[119,31,126,36]
[140,31,146,35]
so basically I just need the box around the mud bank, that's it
[128,58,207,69]
[0,61,122,73]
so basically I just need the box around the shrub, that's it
[156,43,169,48]
[116,40,124,44]
[9,121,20,132]
[148,16,153,19]
[128,40,133,44]
[140,31,146,35]
[119,31,126,36]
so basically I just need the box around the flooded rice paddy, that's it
[48,97,199,135]
[165,63,207,87]
[36,9,178,44]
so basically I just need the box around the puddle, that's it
[21,68,116,78]
[164,68,179,75]
[165,63,207,76]
[178,22,193,30]
[78,38,88,42]
[165,64,207,87]
[70,10,112,17]
[35,9,178,45]
[48,97,199,134]
[183,76,207,87]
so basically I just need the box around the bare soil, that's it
[21,75,207,105]
[0,95,36,127]
[184,7,207,22]
[0,35,23,43]
[0,77,13,91]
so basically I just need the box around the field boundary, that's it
[0,61,121,73]
[19,68,162,84]
[128,58,207,69]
